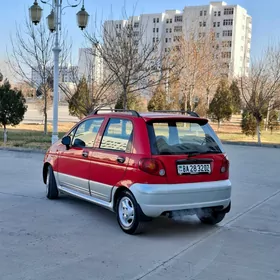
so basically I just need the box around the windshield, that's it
[147,121,224,155]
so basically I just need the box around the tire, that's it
[197,208,226,225]
[46,166,59,199]
[116,190,145,235]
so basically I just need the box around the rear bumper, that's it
[130,179,232,218]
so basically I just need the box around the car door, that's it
[57,117,105,195]
[88,117,134,202]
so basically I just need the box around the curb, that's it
[0,147,46,154]
[221,141,280,149]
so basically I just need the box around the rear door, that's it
[89,117,134,202]
[147,120,226,184]
[57,117,105,194]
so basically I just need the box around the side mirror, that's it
[61,135,71,149]
[73,138,86,148]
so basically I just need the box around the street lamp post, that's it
[29,0,89,144]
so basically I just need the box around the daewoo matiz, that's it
[43,109,231,234]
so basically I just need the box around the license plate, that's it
[177,164,211,175]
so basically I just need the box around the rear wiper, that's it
[187,150,222,157]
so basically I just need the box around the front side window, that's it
[72,118,104,148]
[147,121,223,155]
[100,118,133,152]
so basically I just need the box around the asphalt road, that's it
[0,145,280,280]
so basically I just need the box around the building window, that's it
[133,31,139,37]
[175,15,183,22]
[222,52,231,59]
[214,11,217,16]
[153,37,155,42]
[222,40,232,47]
[216,33,220,38]
[153,18,156,23]
[213,22,216,27]
[218,11,221,16]
[217,22,220,27]
[174,26,183,32]
[223,19,233,26]
[165,38,168,43]
[223,30,232,37]
[199,32,206,38]
[134,22,139,28]
[203,21,206,27]
[169,38,172,42]
[156,28,159,32]
[170,19,173,23]
[170,28,172,33]
[199,21,202,27]
[204,10,207,16]
[224,8,234,15]
[200,11,203,16]
[166,19,169,24]
[156,37,159,42]
[153,28,155,32]
[157,18,159,23]
[166,28,169,33]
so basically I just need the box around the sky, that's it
[1,0,280,80]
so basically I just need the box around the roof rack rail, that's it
[152,110,200,117]
[91,108,140,117]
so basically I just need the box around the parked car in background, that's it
[43,109,231,234]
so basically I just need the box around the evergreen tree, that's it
[147,85,167,111]
[241,109,257,138]
[229,80,242,114]
[208,79,233,129]
[0,80,27,143]
[268,110,279,134]
[68,77,90,119]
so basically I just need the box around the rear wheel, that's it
[116,190,145,235]
[46,166,59,199]
[197,208,225,225]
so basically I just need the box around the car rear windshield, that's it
[147,120,224,155]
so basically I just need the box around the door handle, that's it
[117,156,125,164]
[82,151,89,158]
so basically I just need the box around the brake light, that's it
[139,158,166,176]
[220,155,229,173]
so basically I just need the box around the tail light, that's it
[139,158,166,176]
[220,155,229,173]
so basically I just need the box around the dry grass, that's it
[0,120,279,150]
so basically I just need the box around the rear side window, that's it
[100,118,133,152]
[147,121,223,155]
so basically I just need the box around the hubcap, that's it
[118,197,135,229]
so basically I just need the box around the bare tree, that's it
[239,44,280,144]
[8,17,71,134]
[85,11,179,110]
[170,27,223,112]
[58,47,118,118]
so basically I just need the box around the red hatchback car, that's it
[43,109,231,234]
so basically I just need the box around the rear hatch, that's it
[146,118,229,184]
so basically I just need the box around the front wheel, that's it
[46,166,59,199]
[197,209,226,225]
[116,190,145,235]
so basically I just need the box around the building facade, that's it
[105,1,252,77]
[78,46,103,84]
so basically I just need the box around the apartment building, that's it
[78,45,103,84]
[105,1,252,77]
